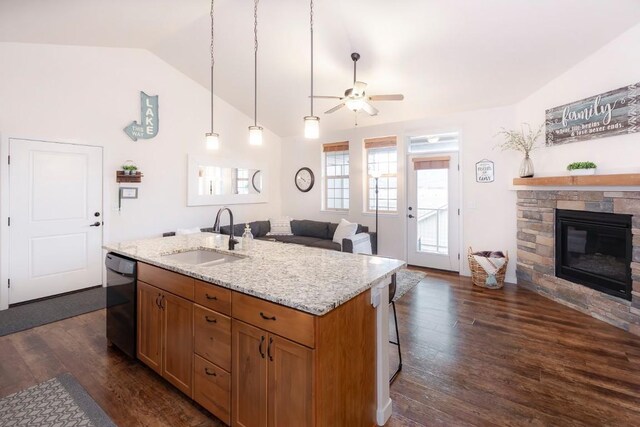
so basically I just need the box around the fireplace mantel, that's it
[513,173,640,187]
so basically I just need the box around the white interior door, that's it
[9,139,103,304]
[407,152,460,271]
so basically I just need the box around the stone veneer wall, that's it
[516,190,640,336]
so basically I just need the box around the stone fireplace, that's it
[516,190,640,336]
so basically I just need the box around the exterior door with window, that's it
[407,152,460,271]
[9,139,103,304]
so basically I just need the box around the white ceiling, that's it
[2,0,640,137]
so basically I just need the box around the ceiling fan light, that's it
[304,116,320,139]
[346,98,364,111]
[249,125,263,146]
[205,132,220,150]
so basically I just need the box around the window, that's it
[365,136,397,213]
[323,141,350,210]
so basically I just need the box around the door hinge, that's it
[458,253,460,260]
[7,155,10,165]
[7,279,10,288]
[7,217,10,226]
[457,208,460,215]
[457,163,460,171]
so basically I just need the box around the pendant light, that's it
[248,0,263,146]
[303,0,319,139]
[205,0,220,150]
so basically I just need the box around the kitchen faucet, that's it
[213,207,239,250]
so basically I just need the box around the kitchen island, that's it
[104,232,405,426]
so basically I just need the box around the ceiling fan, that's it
[314,52,404,117]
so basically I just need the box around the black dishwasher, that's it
[106,253,137,358]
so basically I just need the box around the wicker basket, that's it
[468,247,509,289]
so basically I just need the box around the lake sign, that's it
[476,159,494,183]
[124,91,159,141]
[545,82,639,146]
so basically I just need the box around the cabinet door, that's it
[267,335,314,427]
[162,291,193,397]
[137,281,163,375]
[232,320,267,427]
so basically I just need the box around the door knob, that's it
[89,221,101,227]
[408,214,415,219]
[94,212,101,217]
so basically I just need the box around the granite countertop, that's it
[104,233,405,316]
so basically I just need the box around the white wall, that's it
[0,42,282,308]
[515,22,640,173]
[281,106,518,281]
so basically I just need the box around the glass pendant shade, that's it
[249,126,263,146]
[346,98,364,111]
[304,116,320,139]
[205,132,220,150]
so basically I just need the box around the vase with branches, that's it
[496,123,544,178]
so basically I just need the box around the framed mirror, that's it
[187,155,268,206]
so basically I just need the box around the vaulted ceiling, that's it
[2,0,640,137]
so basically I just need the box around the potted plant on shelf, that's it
[567,161,597,176]
[496,123,544,178]
[122,160,137,176]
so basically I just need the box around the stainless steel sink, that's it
[161,250,240,266]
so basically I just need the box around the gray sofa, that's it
[164,219,376,254]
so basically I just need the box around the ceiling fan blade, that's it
[368,94,404,101]
[311,95,343,99]
[352,81,367,97]
[325,103,345,114]
[361,102,379,116]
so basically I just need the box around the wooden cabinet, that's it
[232,320,313,427]
[136,262,377,427]
[137,282,163,375]
[232,321,267,427]
[137,280,193,398]
[267,335,313,427]
[162,291,193,396]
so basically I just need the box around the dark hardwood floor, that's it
[1,271,640,426]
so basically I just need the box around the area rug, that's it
[0,287,106,337]
[394,269,427,301]
[0,373,115,427]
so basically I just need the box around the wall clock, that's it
[295,167,314,192]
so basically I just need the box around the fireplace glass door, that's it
[556,209,632,300]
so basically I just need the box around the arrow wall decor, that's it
[123,91,159,141]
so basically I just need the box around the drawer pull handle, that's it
[204,368,217,377]
[259,312,276,321]
[205,316,217,323]
[259,335,265,358]
[205,293,218,301]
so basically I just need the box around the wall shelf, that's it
[116,171,143,183]
[512,173,640,187]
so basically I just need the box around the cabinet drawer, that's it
[194,280,231,316]
[194,355,230,425]
[138,263,194,300]
[194,305,231,371]
[232,292,315,348]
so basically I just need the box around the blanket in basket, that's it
[472,251,506,288]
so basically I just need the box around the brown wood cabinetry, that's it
[136,282,163,375]
[231,320,314,427]
[137,280,193,398]
[136,262,377,427]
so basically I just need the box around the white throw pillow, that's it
[267,217,293,236]
[332,218,358,244]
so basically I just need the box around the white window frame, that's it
[323,148,350,211]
